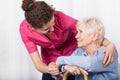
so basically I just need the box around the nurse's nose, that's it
[50,26,54,31]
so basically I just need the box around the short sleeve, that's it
[19,20,38,54]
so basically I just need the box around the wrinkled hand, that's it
[48,62,59,75]
[64,65,88,75]
[79,67,88,75]
[101,43,116,67]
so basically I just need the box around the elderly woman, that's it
[56,17,118,80]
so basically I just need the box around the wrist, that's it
[45,66,50,73]
[59,65,66,73]
[64,65,69,70]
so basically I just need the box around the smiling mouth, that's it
[48,31,52,34]
[47,31,52,36]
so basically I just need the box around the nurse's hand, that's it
[48,62,60,75]
[102,43,116,67]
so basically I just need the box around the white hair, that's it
[76,17,105,43]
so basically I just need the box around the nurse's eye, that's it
[43,27,50,31]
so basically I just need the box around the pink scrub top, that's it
[20,11,78,65]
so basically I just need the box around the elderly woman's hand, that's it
[64,65,88,75]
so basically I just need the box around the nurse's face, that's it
[35,16,55,37]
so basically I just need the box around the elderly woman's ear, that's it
[93,32,99,41]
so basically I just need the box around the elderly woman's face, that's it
[75,26,93,48]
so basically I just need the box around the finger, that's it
[69,70,76,75]
[48,67,59,71]
[49,64,58,68]
[79,68,88,75]
[110,56,114,64]
[70,71,75,75]
[49,70,60,75]
[52,72,59,75]
[100,49,105,54]
[49,67,59,72]
[111,53,114,63]
[73,71,77,75]
[74,69,80,75]
[104,54,111,67]
[59,72,63,77]
[49,65,57,68]
[49,62,56,65]
[73,70,78,75]
[103,52,109,65]
[48,65,59,71]
[76,69,81,75]
[50,62,58,68]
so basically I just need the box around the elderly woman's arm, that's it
[56,52,118,72]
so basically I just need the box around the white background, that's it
[0,0,120,80]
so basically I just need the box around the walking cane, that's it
[62,69,88,80]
